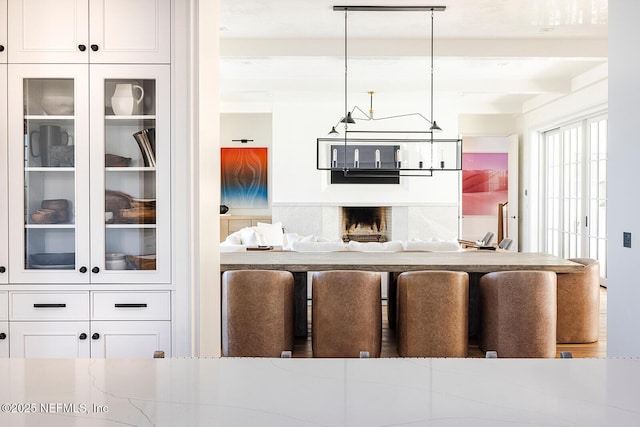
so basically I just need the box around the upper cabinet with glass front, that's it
[89,65,170,284]
[6,64,170,284]
[7,65,90,283]
[7,0,170,64]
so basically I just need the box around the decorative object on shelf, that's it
[320,5,462,179]
[133,128,156,167]
[29,252,75,269]
[29,124,71,167]
[127,254,156,270]
[31,199,70,224]
[105,253,128,270]
[221,147,268,208]
[220,205,229,214]
[105,153,132,167]
[105,190,156,224]
[39,79,74,115]
[111,83,144,115]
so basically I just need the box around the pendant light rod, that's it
[333,6,446,12]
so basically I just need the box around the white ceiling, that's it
[219,0,608,115]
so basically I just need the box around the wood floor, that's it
[294,287,607,358]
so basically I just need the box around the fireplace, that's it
[340,206,392,242]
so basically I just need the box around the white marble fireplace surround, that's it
[272,204,460,242]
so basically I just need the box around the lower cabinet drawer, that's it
[91,291,170,320]
[0,292,7,320]
[9,292,89,321]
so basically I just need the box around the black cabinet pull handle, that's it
[115,303,148,308]
[0,266,5,273]
[0,333,6,340]
[78,44,86,52]
[90,44,99,52]
[92,267,100,274]
[79,333,87,340]
[33,303,66,308]
[79,266,87,273]
[92,333,100,340]
[0,45,4,52]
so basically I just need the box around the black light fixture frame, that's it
[322,5,462,179]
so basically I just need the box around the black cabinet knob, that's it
[92,333,100,340]
[78,44,86,52]
[0,266,5,273]
[90,44,99,52]
[92,266,100,274]
[79,333,87,340]
[0,45,4,52]
[0,333,6,340]
[79,266,87,273]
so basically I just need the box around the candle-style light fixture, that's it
[317,5,462,180]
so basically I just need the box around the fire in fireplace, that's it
[340,206,391,242]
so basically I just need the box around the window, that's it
[542,115,607,278]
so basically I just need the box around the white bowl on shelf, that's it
[40,95,74,115]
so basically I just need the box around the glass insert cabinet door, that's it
[89,66,170,284]
[7,65,90,283]
[7,64,170,284]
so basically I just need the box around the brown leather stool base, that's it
[312,270,381,358]
[222,270,294,357]
[557,258,600,343]
[480,271,557,358]
[396,271,469,358]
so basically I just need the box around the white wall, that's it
[271,92,461,204]
[220,113,272,216]
[608,0,640,357]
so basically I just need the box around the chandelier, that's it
[317,5,462,180]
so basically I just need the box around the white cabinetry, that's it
[0,0,6,63]
[7,0,170,64]
[0,58,6,283]
[0,292,7,357]
[8,292,90,358]
[8,291,169,358]
[90,291,171,359]
[7,64,171,284]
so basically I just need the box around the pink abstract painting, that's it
[462,153,508,215]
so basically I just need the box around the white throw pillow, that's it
[239,227,261,246]
[255,221,284,246]
[222,230,242,245]
[290,241,346,252]
[347,240,404,252]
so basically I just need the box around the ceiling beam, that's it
[221,38,608,59]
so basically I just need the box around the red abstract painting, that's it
[221,147,268,208]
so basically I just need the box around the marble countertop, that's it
[1,357,638,426]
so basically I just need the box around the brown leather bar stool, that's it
[479,271,557,358]
[396,271,469,357]
[222,270,294,357]
[557,258,600,343]
[312,270,381,358]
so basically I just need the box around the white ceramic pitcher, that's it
[111,83,144,115]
